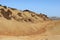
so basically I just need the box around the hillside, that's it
[0,5,60,40]
[0,5,50,36]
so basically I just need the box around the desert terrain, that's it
[0,5,60,40]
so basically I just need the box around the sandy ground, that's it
[0,32,60,40]
[0,35,60,40]
[0,35,47,40]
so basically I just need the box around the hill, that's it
[0,5,60,40]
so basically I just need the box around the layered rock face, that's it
[0,5,60,37]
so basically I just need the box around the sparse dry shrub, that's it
[11,8,17,10]
[36,13,49,21]
[0,15,1,17]
[28,18,34,23]
[1,9,12,20]
[23,9,36,15]
[39,13,48,18]
[17,13,22,17]
[23,18,28,22]
[40,14,48,21]
[12,15,17,20]
[23,17,34,23]
[31,14,38,19]
[6,9,12,19]
[23,9,30,12]
[8,7,17,10]
[3,6,7,9]
[24,19,28,22]
[31,13,35,17]
[12,15,22,21]
[0,4,2,6]
[28,19,31,21]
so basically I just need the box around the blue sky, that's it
[0,0,60,17]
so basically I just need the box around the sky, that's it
[0,0,60,17]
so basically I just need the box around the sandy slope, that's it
[0,5,60,40]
